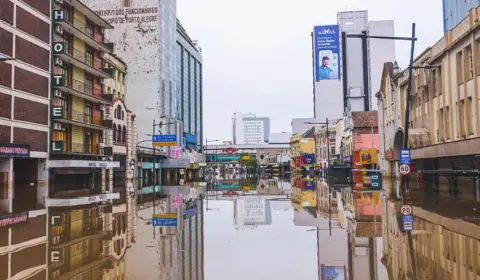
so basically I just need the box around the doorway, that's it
[13,158,38,212]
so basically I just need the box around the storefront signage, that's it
[52,106,64,119]
[50,250,61,263]
[51,140,64,154]
[47,193,120,207]
[384,150,393,160]
[141,162,161,169]
[53,9,65,21]
[0,211,28,227]
[223,147,238,153]
[359,149,377,165]
[138,185,161,194]
[304,154,314,164]
[0,143,30,158]
[52,75,65,87]
[48,160,120,168]
[52,41,65,55]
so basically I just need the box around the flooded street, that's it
[3,173,480,279]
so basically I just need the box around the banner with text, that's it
[313,25,341,81]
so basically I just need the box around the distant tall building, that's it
[232,112,270,144]
[268,132,292,144]
[176,19,203,151]
[234,198,272,229]
[312,11,395,118]
[443,0,479,32]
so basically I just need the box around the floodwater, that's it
[4,173,480,279]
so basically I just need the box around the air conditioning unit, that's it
[54,89,62,97]
[55,26,63,34]
[99,143,105,148]
[99,104,105,111]
[54,57,62,66]
[99,149,104,156]
[53,123,62,130]
[55,0,63,4]
[100,78,105,85]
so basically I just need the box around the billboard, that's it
[320,265,346,280]
[313,25,341,81]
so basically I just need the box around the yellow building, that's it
[290,134,315,173]
[48,0,123,279]
[291,186,317,211]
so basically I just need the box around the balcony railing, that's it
[68,109,102,126]
[72,48,104,70]
[72,79,93,95]
[71,142,99,154]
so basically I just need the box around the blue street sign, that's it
[152,134,177,143]
[402,215,413,231]
[400,149,411,164]
[152,217,178,227]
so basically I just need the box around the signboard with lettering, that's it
[51,140,64,154]
[0,143,30,158]
[52,75,65,87]
[52,106,64,119]
[52,41,65,54]
[0,212,28,228]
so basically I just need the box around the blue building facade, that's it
[443,0,480,32]
[176,19,203,151]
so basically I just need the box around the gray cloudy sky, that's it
[177,0,443,142]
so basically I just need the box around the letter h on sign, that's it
[53,10,65,21]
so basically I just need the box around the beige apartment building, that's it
[377,7,480,192]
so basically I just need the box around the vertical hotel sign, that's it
[313,25,341,81]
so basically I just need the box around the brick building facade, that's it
[0,0,51,278]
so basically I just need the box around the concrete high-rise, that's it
[232,112,270,144]
[312,11,395,118]
[176,19,203,151]
[443,0,479,32]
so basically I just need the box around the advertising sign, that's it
[0,143,29,158]
[320,265,346,280]
[359,149,377,165]
[304,154,314,164]
[170,146,182,159]
[171,194,183,208]
[313,25,341,81]
[0,212,28,228]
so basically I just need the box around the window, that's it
[85,20,94,37]
[437,65,443,95]
[85,75,93,95]
[465,45,474,80]
[121,110,124,120]
[113,124,117,144]
[59,64,71,87]
[467,97,474,135]
[456,51,464,85]
[116,124,121,143]
[116,105,122,119]
[85,46,93,66]
[445,106,451,139]
[122,126,126,144]
[84,103,92,124]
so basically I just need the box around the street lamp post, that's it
[0,55,14,62]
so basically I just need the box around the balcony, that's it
[50,253,113,280]
[56,108,112,130]
[71,142,99,154]
[48,187,120,207]
[54,17,113,54]
[54,78,113,105]
[50,216,110,249]
[54,47,113,79]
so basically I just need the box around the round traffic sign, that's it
[400,204,412,216]
[399,164,411,176]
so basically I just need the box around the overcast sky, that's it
[176,0,444,142]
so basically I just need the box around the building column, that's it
[0,158,14,213]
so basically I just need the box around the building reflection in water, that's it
[382,179,480,280]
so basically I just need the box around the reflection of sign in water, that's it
[320,265,346,280]
[0,212,28,228]
[402,215,413,231]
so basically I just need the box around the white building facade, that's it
[232,112,270,144]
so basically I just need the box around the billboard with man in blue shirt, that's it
[313,25,341,81]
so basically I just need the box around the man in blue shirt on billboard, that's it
[319,56,333,79]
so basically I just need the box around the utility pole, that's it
[345,23,441,279]
[152,119,156,239]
